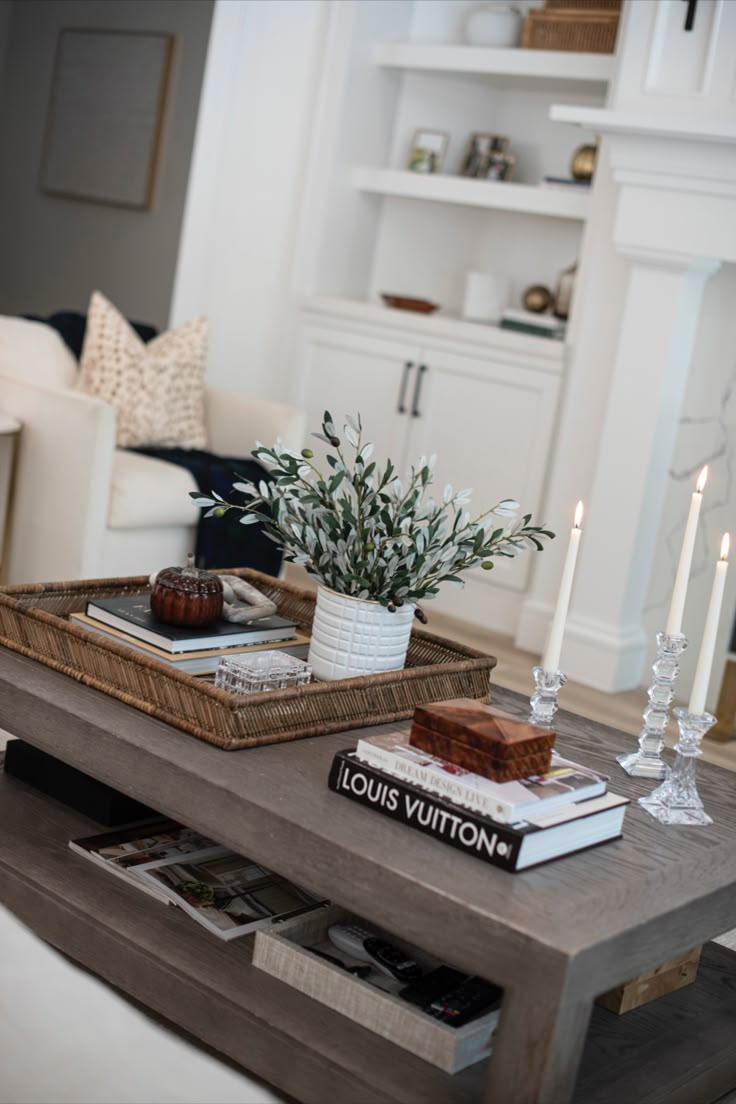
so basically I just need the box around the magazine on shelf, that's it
[70,612,309,675]
[329,751,628,872]
[70,818,326,937]
[69,819,222,904]
[354,732,608,825]
[84,594,299,653]
[136,849,325,940]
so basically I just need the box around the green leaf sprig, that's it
[190,412,555,616]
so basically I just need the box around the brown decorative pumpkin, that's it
[151,559,224,628]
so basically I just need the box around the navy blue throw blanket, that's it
[130,447,283,576]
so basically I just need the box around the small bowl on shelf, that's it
[381,293,440,314]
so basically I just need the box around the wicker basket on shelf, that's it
[522,7,620,53]
[543,0,621,10]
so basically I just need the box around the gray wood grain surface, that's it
[1,647,735,1104]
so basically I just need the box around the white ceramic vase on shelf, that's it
[308,585,414,682]
[462,4,522,48]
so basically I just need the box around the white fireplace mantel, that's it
[550,105,736,265]
[516,0,736,695]
[550,105,736,146]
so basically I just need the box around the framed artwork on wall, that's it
[41,28,174,210]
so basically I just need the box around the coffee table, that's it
[1,646,736,1104]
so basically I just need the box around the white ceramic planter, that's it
[462,4,522,48]
[308,585,414,682]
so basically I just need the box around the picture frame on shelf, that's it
[484,153,516,182]
[460,133,509,178]
[407,129,448,174]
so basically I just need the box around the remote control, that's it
[308,947,372,978]
[398,966,468,1008]
[427,976,503,1028]
[327,924,423,982]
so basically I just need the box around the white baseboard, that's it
[517,599,648,693]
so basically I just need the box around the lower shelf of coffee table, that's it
[1,763,735,1104]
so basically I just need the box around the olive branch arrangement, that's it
[191,412,554,620]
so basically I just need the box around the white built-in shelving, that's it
[374,43,614,85]
[353,167,590,221]
[298,3,617,346]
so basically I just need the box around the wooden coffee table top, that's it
[1,646,734,992]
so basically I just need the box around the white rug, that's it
[0,903,286,1104]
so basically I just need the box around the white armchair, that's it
[0,317,305,585]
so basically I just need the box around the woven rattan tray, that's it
[0,570,497,750]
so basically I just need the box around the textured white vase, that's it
[308,585,414,682]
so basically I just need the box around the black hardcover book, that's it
[86,594,298,654]
[328,751,628,872]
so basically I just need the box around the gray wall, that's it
[0,0,213,330]
[0,2,11,81]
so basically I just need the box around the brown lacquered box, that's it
[410,699,555,782]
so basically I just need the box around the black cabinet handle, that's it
[397,361,414,414]
[411,364,427,417]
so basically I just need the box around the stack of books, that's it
[71,593,304,675]
[500,308,566,340]
[328,706,628,872]
[70,818,326,940]
[542,175,592,189]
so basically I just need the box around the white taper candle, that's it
[665,466,708,636]
[542,501,583,674]
[688,533,730,715]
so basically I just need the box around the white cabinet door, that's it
[297,323,417,470]
[406,345,561,624]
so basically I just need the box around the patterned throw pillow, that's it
[77,290,208,449]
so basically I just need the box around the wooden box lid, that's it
[412,699,555,760]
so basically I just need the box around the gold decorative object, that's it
[571,142,597,181]
[523,285,552,313]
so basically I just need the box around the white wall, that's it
[170,0,330,397]
[0,0,213,329]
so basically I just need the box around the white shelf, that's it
[353,167,590,221]
[374,43,614,84]
[301,296,566,369]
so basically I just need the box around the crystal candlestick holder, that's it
[617,631,687,779]
[639,707,714,826]
[529,667,566,728]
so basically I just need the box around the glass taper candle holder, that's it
[529,667,566,728]
[617,631,687,779]
[639,707,714,826]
